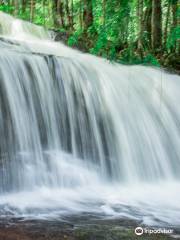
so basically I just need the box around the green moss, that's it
[74,225,173,240]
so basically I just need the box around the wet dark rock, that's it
[161,53,180,75]
[54,31,70,43]
[0,216,177,240]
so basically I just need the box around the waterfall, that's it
[0,12,180,226]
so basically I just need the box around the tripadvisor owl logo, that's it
[135,227,144,236]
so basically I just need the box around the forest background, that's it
[0,0,179,72]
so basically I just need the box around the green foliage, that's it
[166,26,180,50]
[0,0,178,70]
[68,29,83,46]
[143,54,160,66]
[68,34,78,46]
[0,4,12,12]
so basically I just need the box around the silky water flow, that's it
[0,12,180,226]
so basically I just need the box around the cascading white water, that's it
[0,12,180,226]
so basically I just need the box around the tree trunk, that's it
[52,0,58,27]
[42,0,46,25]
[13,0,19,16]
[172,0,178,28]
[164,1,170,49]
[137,0,144,54]
[103,0,106,26]
[57,0,65,28]
[21,0,27,15]
[30,0,36,22]
[143,0,152,48]
[171,0,178,52]
[65,0,71,29]
[151,0,162,51]
[70,0,74,30]
[83,0,93,31]
[79,0,83,30]
[7,0,12,14]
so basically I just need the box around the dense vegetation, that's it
[0,0,179,71]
